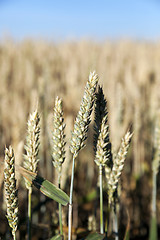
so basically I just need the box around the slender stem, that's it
[105,202,110,235]
[58,172,63,236]
[12,231,16,240]
[68,155,76,240]
[152,171,157,216]
[99,165,104,234]
[27,187,32,240]
[113,203,118,240]
[59,203,63,235]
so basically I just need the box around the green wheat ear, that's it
[52,96,66,174]
[70,71,99,157]
[23,109,40,190]
[94,85,112,167]
[108,130,132,205]
[4,146,18,239]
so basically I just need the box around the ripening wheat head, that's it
[4,146,18,237]
[52,96,66,173]
[70,71,98,157]
[108,131,132,204]
[23,109,40,189]
[94,85,112,167]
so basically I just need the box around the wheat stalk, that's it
[4,146,18,240]
[94,85,112,234]
[68,71,98,240]
[106,131,132,240]
[52,96,66,235]
[23,109,40,240]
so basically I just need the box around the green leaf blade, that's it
[19,166,69,206]
[35,175,69,206]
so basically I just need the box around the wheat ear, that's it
[108,131,132,205]
[4,146,18,240]
[52,96,66,235]
[68,71,98,240]
[70,71,99,157]
[23,109,40,187]
[52,96,66,174]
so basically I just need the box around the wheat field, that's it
[0,39,160,239]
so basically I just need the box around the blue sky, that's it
[0,0,160,41]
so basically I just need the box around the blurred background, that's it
[0,0,160,239]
